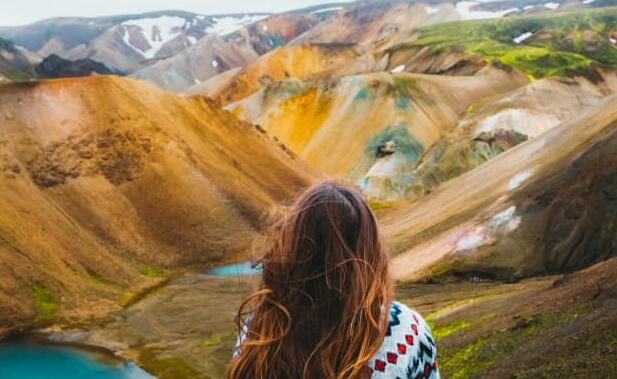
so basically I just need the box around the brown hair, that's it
[229,180,393,379]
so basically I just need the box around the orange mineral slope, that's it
[0,76,314,335]
[190,43,360,103]
[384,94,617,281]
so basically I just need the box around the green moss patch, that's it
[3,69,35,82]
[368,199,396,211]
[433,320,472,340]
[425,294,499,321]
[30,283,60,322]
[141,265,171,278]
[201,333,229,348]
[439,309,584,378]
[139,348,208,379]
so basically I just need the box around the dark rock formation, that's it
[35,54,119,78]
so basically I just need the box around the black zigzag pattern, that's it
[407,357,420,378]
[386,302,402,337]
[425,334,435,348]
[418,341,433,359]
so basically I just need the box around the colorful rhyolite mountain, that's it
[215,7,617,205]
[0,76,314,336]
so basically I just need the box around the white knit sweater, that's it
[234,301,440,378]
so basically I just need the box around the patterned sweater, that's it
[367,301,439,379]
[234,301,439,379]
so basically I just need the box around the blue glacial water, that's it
[204,261,262,276]
[0,343,155,379]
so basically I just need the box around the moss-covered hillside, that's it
[394,8,617,79]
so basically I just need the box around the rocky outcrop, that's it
[35,54,117,78]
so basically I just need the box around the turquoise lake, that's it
[205,261,262,276]
[0,343,155,379]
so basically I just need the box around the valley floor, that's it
[41,256,617,379]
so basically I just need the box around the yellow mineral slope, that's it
[383,94,617,281]
[0,76,314,335]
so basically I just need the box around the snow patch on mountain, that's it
[205,15,268,35]
[312,6,343,14]
[544,2,560,9]
[456,1,519,20]
[513,32,533,44]
[488,206,520,232]
[474,108,560,138]
[122,16,188,59]
[122,28,138,54]
[425,5,440,15]
[508,171,534,191]
[456,226,490,252]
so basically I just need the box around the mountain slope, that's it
[383,94,617,280]
[0,76,314,336]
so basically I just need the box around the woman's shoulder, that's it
[367,301,439,378]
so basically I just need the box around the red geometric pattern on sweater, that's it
[405,334,414,345]
[375,359,386,372]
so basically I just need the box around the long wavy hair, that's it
[229,180,393,379]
